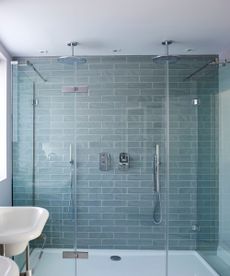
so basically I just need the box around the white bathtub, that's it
[30,249,219,276]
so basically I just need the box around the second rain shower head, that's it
[57,42,87,65]
[152,40,179,64]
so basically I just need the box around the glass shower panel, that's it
[197,62,230,275]
[168,56,220,276]
[12,64,51,271]
[12,65,34,207]
[32,66,77,276]
[168,57,199,252]
[74,56,167,276]
[217,63,230,275]
[12,60,77,276]
[12,65,34,271]
[196,59,219,268]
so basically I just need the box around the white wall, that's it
[219,65,230,251]
[0,41,12,206]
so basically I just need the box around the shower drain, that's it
[110,255,121,261]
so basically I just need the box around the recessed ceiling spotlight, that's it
[113,49,122,53]
[185,48,194,52]
[40,50,48,54]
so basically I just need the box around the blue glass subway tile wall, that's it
[12,55,218,250]
[196,65,219,251]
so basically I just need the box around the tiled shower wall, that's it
[13,55,218,250]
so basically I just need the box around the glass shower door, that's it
[32,79,77,276]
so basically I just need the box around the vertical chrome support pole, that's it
[0,244,6,256]
[32,82,36,206]
[20,244,32,276]
[165,57,170,276]
[165,41,169,56]
[25,244,30,272]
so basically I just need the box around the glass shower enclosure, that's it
[12,55,230,276]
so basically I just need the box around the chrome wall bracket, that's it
[63,251,88,259]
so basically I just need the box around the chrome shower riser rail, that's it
[154,144,160,193]
[153,144,162,225]
[32,82,36,206]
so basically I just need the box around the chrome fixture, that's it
[63,251,88,259]
[152,40,179,64]
[12,60,48,82]
[99,152,111,171]
[192,98,200,106]
[21,244,31,276]
[191,224,200,232]
[184,57,230,81]
[32,82,36,206]
[69,144,74,166]
[26,60,48,82]
[32,99,39,106]
[38,233,47,260]
[154,144,160,193]
[57,41,87,65]
[0,244,5,256]
[219,59,230,67]
[39,49,48,54]
[113,49,122,53]
[119,152,130,170]
[110,255,122,261]
[153,144,162,224]
[62,85,88,93]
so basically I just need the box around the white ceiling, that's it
[0,0,230,57]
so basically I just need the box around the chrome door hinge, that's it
[32,99,39,106]
[63,251,88,259]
